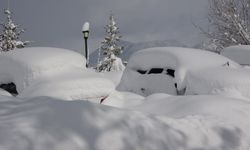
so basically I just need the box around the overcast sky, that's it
[0,0,208,53]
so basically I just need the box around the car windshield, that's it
[166,69,175,78]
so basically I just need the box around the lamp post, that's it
[82,22,90,68]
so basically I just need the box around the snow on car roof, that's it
[127,47,239,70]
[221,45,250,65]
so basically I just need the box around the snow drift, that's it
[0,95,250,150]
[19,68,115,102]
[187,67,250,99]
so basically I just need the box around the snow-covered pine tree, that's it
[0,9,30,52]
[96,13,125,72]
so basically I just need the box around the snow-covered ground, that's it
[0,94,250,150]
[1,46,250,150]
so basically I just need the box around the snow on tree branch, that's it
[197,0,250,53]
[96,12,125,72]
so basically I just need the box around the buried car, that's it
[0,47,115,102]
[117,47,240,96]
[221,45,250,66]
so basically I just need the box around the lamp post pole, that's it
[84,35,89,68]
[82,22,90,68]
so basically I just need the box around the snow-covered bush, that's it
[96,54,125,72]
[117,47,240,96]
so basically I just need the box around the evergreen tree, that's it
[96,13,125,72]
[0,9,30,52]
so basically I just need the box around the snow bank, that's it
[98,71,124,86]
[187,67,250,99]
[133,94,250,144]
[0,47,86,93]
[221,45,250,65]
[19,68,115,102]
[135,94,250,121]
[0,95,250,150]
[118,47,239,96]
[102,91,145,108]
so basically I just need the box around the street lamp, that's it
[82,22,90,68]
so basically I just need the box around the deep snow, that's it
[0,95,250,150]
[19,68,115,102]
[187,67,250,99]
[0,46,250,150]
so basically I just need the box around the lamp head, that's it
[82,30,89,38]
[82,22,90,38]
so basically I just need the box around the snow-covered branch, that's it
[196,0,250,53]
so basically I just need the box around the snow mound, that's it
[135,94,250,121]
[0,96,250,150]
[19,68,115,102]
[118,47,239,96]
[221,45,250,65]
[0,47,86,93]
[187,67,250,99]
[98,71,124,86]
[102,91,145,108]
[133,94,250,148]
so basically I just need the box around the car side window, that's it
[137,69,147,74]
[148,68,164,74]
